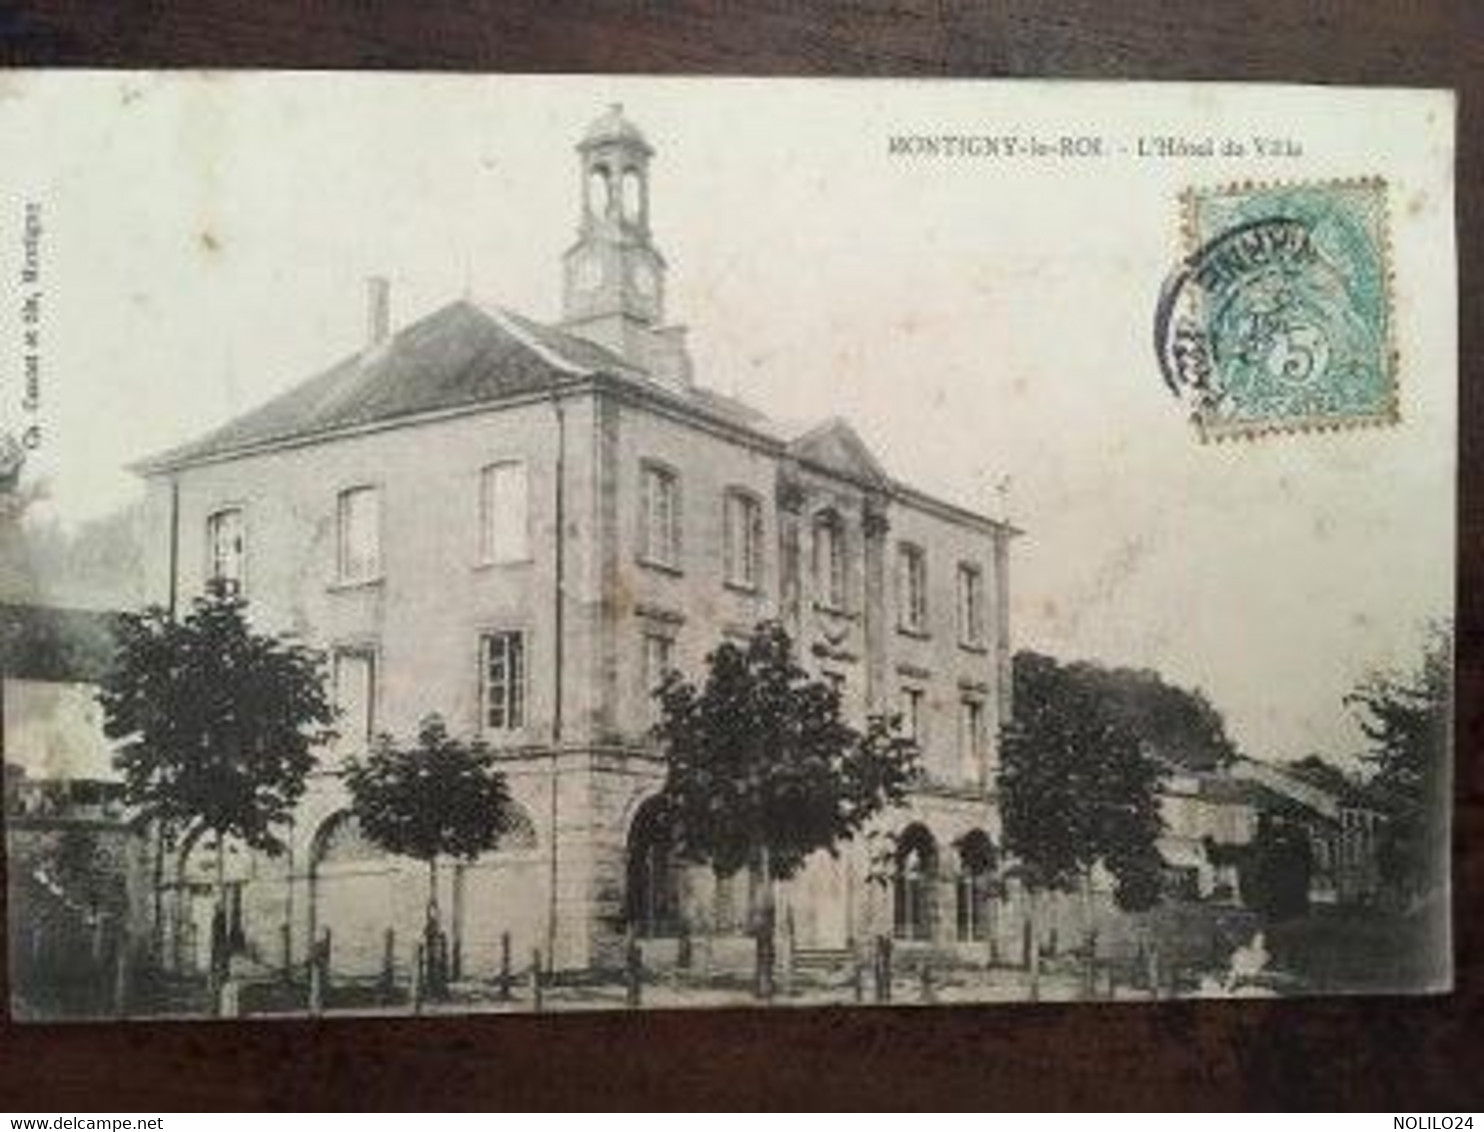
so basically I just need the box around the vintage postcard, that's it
[0,74,1455,1020]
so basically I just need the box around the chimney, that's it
[365,275,391,348]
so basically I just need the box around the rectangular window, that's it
[481,631,526,733]
[643,632,675,696]
[897,543,927,632]
[723,490,762,589]
[958,562,985,646]
[960,697,985,784]
[642,631,676,728]
[480,461,529,564]
[813,512,847,610]
[337,486,381,584]
[640,463,680,568]
[206,508,245,594]
[902,686,924,743]
[333,649,376,750]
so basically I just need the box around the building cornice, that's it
[136,361,1020,540]
[132,376,601,478]
[592,372,1019,539]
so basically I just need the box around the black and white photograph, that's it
[0,73,1456,1021]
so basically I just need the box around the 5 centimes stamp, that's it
[1154,178,1397,441]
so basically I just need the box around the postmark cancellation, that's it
[1156,177,1398,442]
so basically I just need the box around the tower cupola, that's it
[562,105,687,385]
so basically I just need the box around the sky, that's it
[0,73,1456,764]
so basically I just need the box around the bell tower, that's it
[562,106,688,385]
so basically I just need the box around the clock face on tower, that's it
[575,253,605,293]
[630,260,657,300]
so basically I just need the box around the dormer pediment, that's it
[786,418,890,489]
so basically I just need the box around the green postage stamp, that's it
[1155,178,1397,441]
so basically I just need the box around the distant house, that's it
[1151,750,1386,912]
[1,601,152,1015]
[1157,768,1261,902]
[0,601,119,785]
[1232,755,1386,906]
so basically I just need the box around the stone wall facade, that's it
[144,375,1014,977]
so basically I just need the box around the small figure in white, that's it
[1226,929,1273,997]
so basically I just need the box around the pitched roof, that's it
[136,296,838,475]
[1198,775,1293,810]
[1275,756,1387,811]
[1164,767,1335,820]
[139,299,642,471]
[137,295,1012,535]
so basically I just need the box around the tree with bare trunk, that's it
[997,651,1170,997]
[652,622,918,1000]
[98,582,333,986]
[343,714,513,998]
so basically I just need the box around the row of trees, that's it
[99,582,1451,1001]
[100,592,923,996]
[1347,623,1452,906]
[101,586,517,988]
[101,586,1182,998]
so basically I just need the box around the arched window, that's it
[589,166,614,218]
[955,830,997,942]
[626,796,680,938]
[893,823,938,942]
[312,812,384,869]
[621,168,643,222]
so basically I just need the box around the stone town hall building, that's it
[137,107,1017,979]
